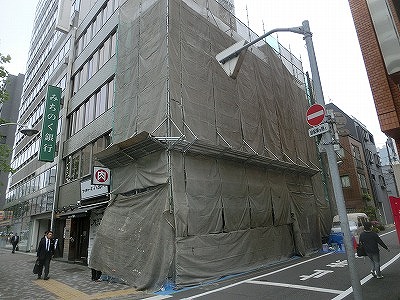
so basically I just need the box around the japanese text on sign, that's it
[38,86,61,162]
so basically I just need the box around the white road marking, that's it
[299,269,334,280]
[146,296,172,299]
[327,260,348,268]
[246,280,343,295]
[332,252,400,300]
[180,230,398,299]
[180,252,333,299]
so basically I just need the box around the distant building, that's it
[348,0,400,153]
[0,73,24,209]
[326,103,392,223]
[377,138,399,199]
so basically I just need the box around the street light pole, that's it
[216,20,363,299]
[301,20,362,299]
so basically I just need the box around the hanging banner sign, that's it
[38,85,62,162]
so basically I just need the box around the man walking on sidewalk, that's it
[359,222,390,279]
[10,233,19,253]
[36,231,55,280]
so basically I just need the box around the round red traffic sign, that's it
[306,104,325,126]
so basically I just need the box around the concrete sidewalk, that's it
[0,248,164,300]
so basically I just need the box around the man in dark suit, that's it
[10,234,19,253]
[36,230,55,280]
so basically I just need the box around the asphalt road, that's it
[166,229,400,300]
[0,229,399,299]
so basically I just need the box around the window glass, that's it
[93,51,99,74]
[81,144,91,177]
[358,173,367,189]
[72,73,80,94]
[64,156,71,183]
[93,137,106,155]
[104,38,111,62]
[46,191,54,211]
[100,85,107,115]
[86,95,95,125]
[111,32,117,56]
[341,176,350,188]
[96,11,103,32]
[99,45,105,68]
[71,152,80,180]
[87,57,93,79]
[107,79,114,109]
[87,23,93,44]
[80,64,88,88]
[50,166,56,184]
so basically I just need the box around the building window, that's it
[68,78,114,137]
[341,175,350,187]
[358,173,368,194]
[352,144,363,169]
[63,134,112,183]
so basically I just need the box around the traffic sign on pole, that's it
[306,104,325,126]
[308,122,329,137]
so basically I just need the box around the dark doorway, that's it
[68,217,90,264]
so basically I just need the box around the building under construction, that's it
[89,0,331,291]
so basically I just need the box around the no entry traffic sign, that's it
[306,104,325,126]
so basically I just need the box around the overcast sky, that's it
[0,0,387,147]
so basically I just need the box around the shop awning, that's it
[57,202,108,219]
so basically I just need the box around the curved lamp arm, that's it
[0,122,39,136]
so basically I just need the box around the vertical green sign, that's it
[38,85,62,162]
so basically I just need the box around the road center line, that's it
[180,252,333,299]
[246,280,344,295]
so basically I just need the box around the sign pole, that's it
[302,20,362,299]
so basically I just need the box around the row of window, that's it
[340,173,368,189]
[6,166,56,204]
[64,134,111,183]
[69,78,114,136]
[365,149,381,166]
[12,117,62,172]
[15,101,45,146]
[24,18,61,95]
[7,191,54,218]
[29,191,55,215]
[11,76,66,166]
[28,1,57,71]
[72,31,116,95]
[21,37,69,122]
[75,0,119,58]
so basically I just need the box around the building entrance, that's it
[68,217,90,264]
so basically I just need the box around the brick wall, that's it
[348,0,400,147]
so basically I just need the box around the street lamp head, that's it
[19,127,39,136]
[0,122,39,136]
